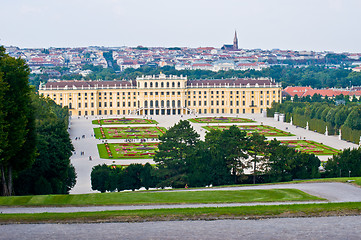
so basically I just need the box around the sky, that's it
[1,0,361,52]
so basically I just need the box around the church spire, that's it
[233,30,238,50]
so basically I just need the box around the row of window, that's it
[144,100,181,108]
[73,107,260,117]
[48,89,280,98]
[142,81,182,88]
[187,100,273,107]
[69,99,275,109]
[187,90,278,95]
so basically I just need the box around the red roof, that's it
[283,86,313,97]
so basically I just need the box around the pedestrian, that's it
[89,156,92,161]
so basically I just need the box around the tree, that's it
[14,95,76,195]
[266,140,294,182]
[140,163,158,190]
[247,132,268,184]
[91,164,111,193]
[325,148,361,177]
[123,164,143,191]
[187,141,231,187]
[154,120,200,188]
[344,107,361,130]
[205,126,249,184]
[0,46,36,196]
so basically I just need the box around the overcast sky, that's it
[1,0,361,52]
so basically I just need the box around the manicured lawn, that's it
[280,140,341,155]
[0,189,321,207]
[291,177,361,186]
[203,125,294,137]
[98,142,158,159]
[94,126,166,139]
[188,117,255,123]
[1,202,359,224]
[92,118,158,125]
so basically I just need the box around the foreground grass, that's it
[0,189,321,207]
[211,177,361,189]
[1,202,360,224]
[291,177,361,186]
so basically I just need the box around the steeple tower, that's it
[233,30,238,50]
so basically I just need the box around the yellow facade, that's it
[38,74,282,116]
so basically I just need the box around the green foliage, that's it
[340,126,361,145]
[266,140,320,182]
[91,164,112,193]
[154,120,200,188]
[268,100,361,143]
[14,95,76,195]
[91,163,158,192]
[325,148,361,177]
[344,107,361,130]
[0,46,36,196]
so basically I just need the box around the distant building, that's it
[283,86,361,100]
[39,74,282,116]
[352,66,361,72]
[221,31,239,51]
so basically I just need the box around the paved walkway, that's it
[2,182,361,214]
[69,114,358,194]
[2,216,361,240]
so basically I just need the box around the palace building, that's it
[38,74,282,116]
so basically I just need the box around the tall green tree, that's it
[325,148,361,177]
[14,95,76,195]
[154,120,200,188]
[0,46,36,196]
[205,126,249,183]
[247,132,268,184]
[91,164,111,193]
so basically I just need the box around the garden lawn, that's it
[188,117,255,123]
[98,142,158,159]
[280,140,340,155]
[203,125,294,137]
[94,126,166,139]
[0,189,322,207]
[92,118,158,125]
[1,202,360,224]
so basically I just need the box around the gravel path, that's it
[1,182,361,214]
[1,216,361,240]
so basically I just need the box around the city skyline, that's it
[1,0,361,52]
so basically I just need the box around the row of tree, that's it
[31,64,361,89]
[0,46,76,196]
[91,163,157,193]
[268,100,361,143]
[91,121,321,192]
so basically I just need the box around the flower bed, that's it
[279,140,340,155]
[97,142,159,159]
[94,126,166,139]
[188,117,255,123]
[92,118,158,125]
[202,125,294,137]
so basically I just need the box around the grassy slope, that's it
[0,189,322,207]
[1,202,361,224]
